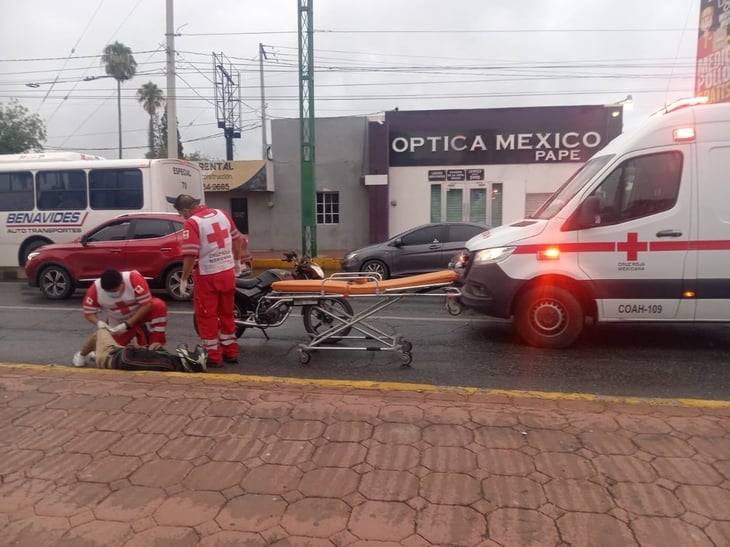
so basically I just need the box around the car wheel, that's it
[361,259,389,279]
[514,285,584,349]
[165,266,192,301]
[39,265,74,300]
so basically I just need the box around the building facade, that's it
[204,105,623,252]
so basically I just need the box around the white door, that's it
[574,149,694,321]
[435,182,502,226]
[694,144,730,320]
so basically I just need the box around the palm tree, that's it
[136,82,165,158]
[101,42,137,159]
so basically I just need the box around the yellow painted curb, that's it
[3,363,729,409]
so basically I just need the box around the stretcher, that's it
[268,269,461,365]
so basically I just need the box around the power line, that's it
[179,26,691,37]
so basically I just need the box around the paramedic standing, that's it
[73,268,168,367]
[174,194,243,367]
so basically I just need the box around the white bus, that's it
[0,155,204,267]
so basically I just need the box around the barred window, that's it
[316,191,339,224]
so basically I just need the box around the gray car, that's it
[341,222,489,279]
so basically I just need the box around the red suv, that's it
[25,213,252,301]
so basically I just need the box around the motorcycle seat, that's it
[236,277,261,289]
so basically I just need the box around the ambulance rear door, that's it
[694,141,730,320]
[572,147,693,321]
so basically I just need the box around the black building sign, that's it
[466,169,484,181]
[427,169,447,182]
[447,169,465,181]
[386,105,623,167]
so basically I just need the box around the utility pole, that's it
[298,0,317,257]
[259,43,268,160]
[165,0,178,159]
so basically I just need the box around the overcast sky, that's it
[0,0,701,161]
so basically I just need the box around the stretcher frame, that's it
[266,270,461,365]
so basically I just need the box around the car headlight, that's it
[27,251,42,261]
[343,251,357,261]
[473,246,515,264]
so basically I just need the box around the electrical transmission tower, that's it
[213,52,242,161]
[298,0,317,257]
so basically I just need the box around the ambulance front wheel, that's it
[514,285,584,349]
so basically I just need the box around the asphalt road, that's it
[2,280,730,401]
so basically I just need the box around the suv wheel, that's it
[165,266,192,301]
[361,259,389,279]
[39,265,74,300]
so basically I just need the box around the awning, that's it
[198,160,273,192]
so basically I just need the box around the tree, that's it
[136,81,165,158]
[0,99,46,154]
[153,106,184,159]
[101,41,137,159]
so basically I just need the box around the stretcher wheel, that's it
[400,340,413,352]
[298,349,311,365]
[446,298,463,316]
[399,352,412,366]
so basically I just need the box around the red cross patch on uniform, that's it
[85,296,94,305]
[182,229,190,240]
[134,284,145,295]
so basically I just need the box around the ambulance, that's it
[455,97,730,348]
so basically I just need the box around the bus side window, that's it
[0,171,34,211]
[89,168,142,210]
[36,170,86,210]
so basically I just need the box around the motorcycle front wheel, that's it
[302,298,354,343]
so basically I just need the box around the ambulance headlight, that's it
[473,246,515,264]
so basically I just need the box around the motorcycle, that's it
[194,251,353,340]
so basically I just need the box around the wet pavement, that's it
[0,364,729,546]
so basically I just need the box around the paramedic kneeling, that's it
[72,268,168,367]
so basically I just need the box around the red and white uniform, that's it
[182,205,243,362]
[83,270,167,346]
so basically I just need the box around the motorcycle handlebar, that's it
[282,251,313,264]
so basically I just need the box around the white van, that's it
[456,98,730,348]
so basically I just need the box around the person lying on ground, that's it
[82,327,208,373]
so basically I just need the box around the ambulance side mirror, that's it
[577,196,601,228]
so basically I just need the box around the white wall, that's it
[387,163,580,236]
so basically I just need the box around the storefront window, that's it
[430,184,441,222]
[490,183,503,227]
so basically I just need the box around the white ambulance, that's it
[456,97,730,348]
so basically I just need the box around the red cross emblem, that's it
[207,222,229,249]
[617,232,647,261]
[114,301,131,315]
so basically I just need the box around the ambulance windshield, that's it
[531,154,614,219]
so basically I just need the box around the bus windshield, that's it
[530,154,614,220]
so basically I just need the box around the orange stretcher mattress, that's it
[271,269,458,296]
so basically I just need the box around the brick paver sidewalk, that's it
[0,365,729,546]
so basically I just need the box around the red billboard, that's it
[695,0,730,103]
